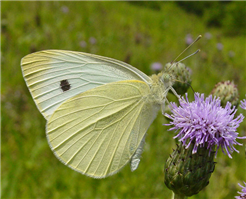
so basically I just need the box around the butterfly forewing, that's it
[46,80,159,178]
[21,50,151,119]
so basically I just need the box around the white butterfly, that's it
[21,50,178,178]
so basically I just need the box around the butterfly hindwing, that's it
[21,50,151,119]
[46,80,159,178]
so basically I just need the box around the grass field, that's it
[1,1,246,198]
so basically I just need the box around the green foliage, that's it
[222,2,246,36]
[202,2,227,27]
[128,1,163,10]
[176,1,221,16]
[1,1,246,199]
[176,1,246,36]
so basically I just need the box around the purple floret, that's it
[240,95,246,110]
[235,182,246,199]
[165,93,245,158]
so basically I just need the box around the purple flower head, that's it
[165,93,245,158]
[216,43,223,51]
[240,95,246,110]
[89,37,97,45]
[235,182,246,199]
[79,41,87,48]
[185,34,193,45]
[205,32,212,40]
[151,62,163,71]
[61,6,69,14]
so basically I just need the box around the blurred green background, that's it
[1,1,246,198]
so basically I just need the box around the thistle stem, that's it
[172,192,187,199]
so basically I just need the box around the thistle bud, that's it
[165,62,192,95]
[164,142,216,197]
[211,80,239,108]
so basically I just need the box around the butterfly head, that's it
[148,70,176,106]
[160,71,176,88]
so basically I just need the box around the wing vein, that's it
[81,98,144,174]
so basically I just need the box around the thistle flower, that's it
[165,93,245,158]
[89,37,97,45]
[204,32,212,40]
[61,6,69,13]
[164,142,216,197]
[216,43,223,51]
[211,80,239,108]
[151,62,163,71]
[235,182,246,199]
[185,34,193,45]
[165,62,192,95]
[79,41,87,48]
[240,95,246,110]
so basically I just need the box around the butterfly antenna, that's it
[167,35,202,70]
[177,49,200,64]
[172,35,202,64]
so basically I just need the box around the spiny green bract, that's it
[164,142,216,197]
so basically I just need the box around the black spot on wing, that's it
[60,79,71,92]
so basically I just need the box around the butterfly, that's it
[21,50,179,178]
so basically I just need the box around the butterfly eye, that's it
[161,73,172,84]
